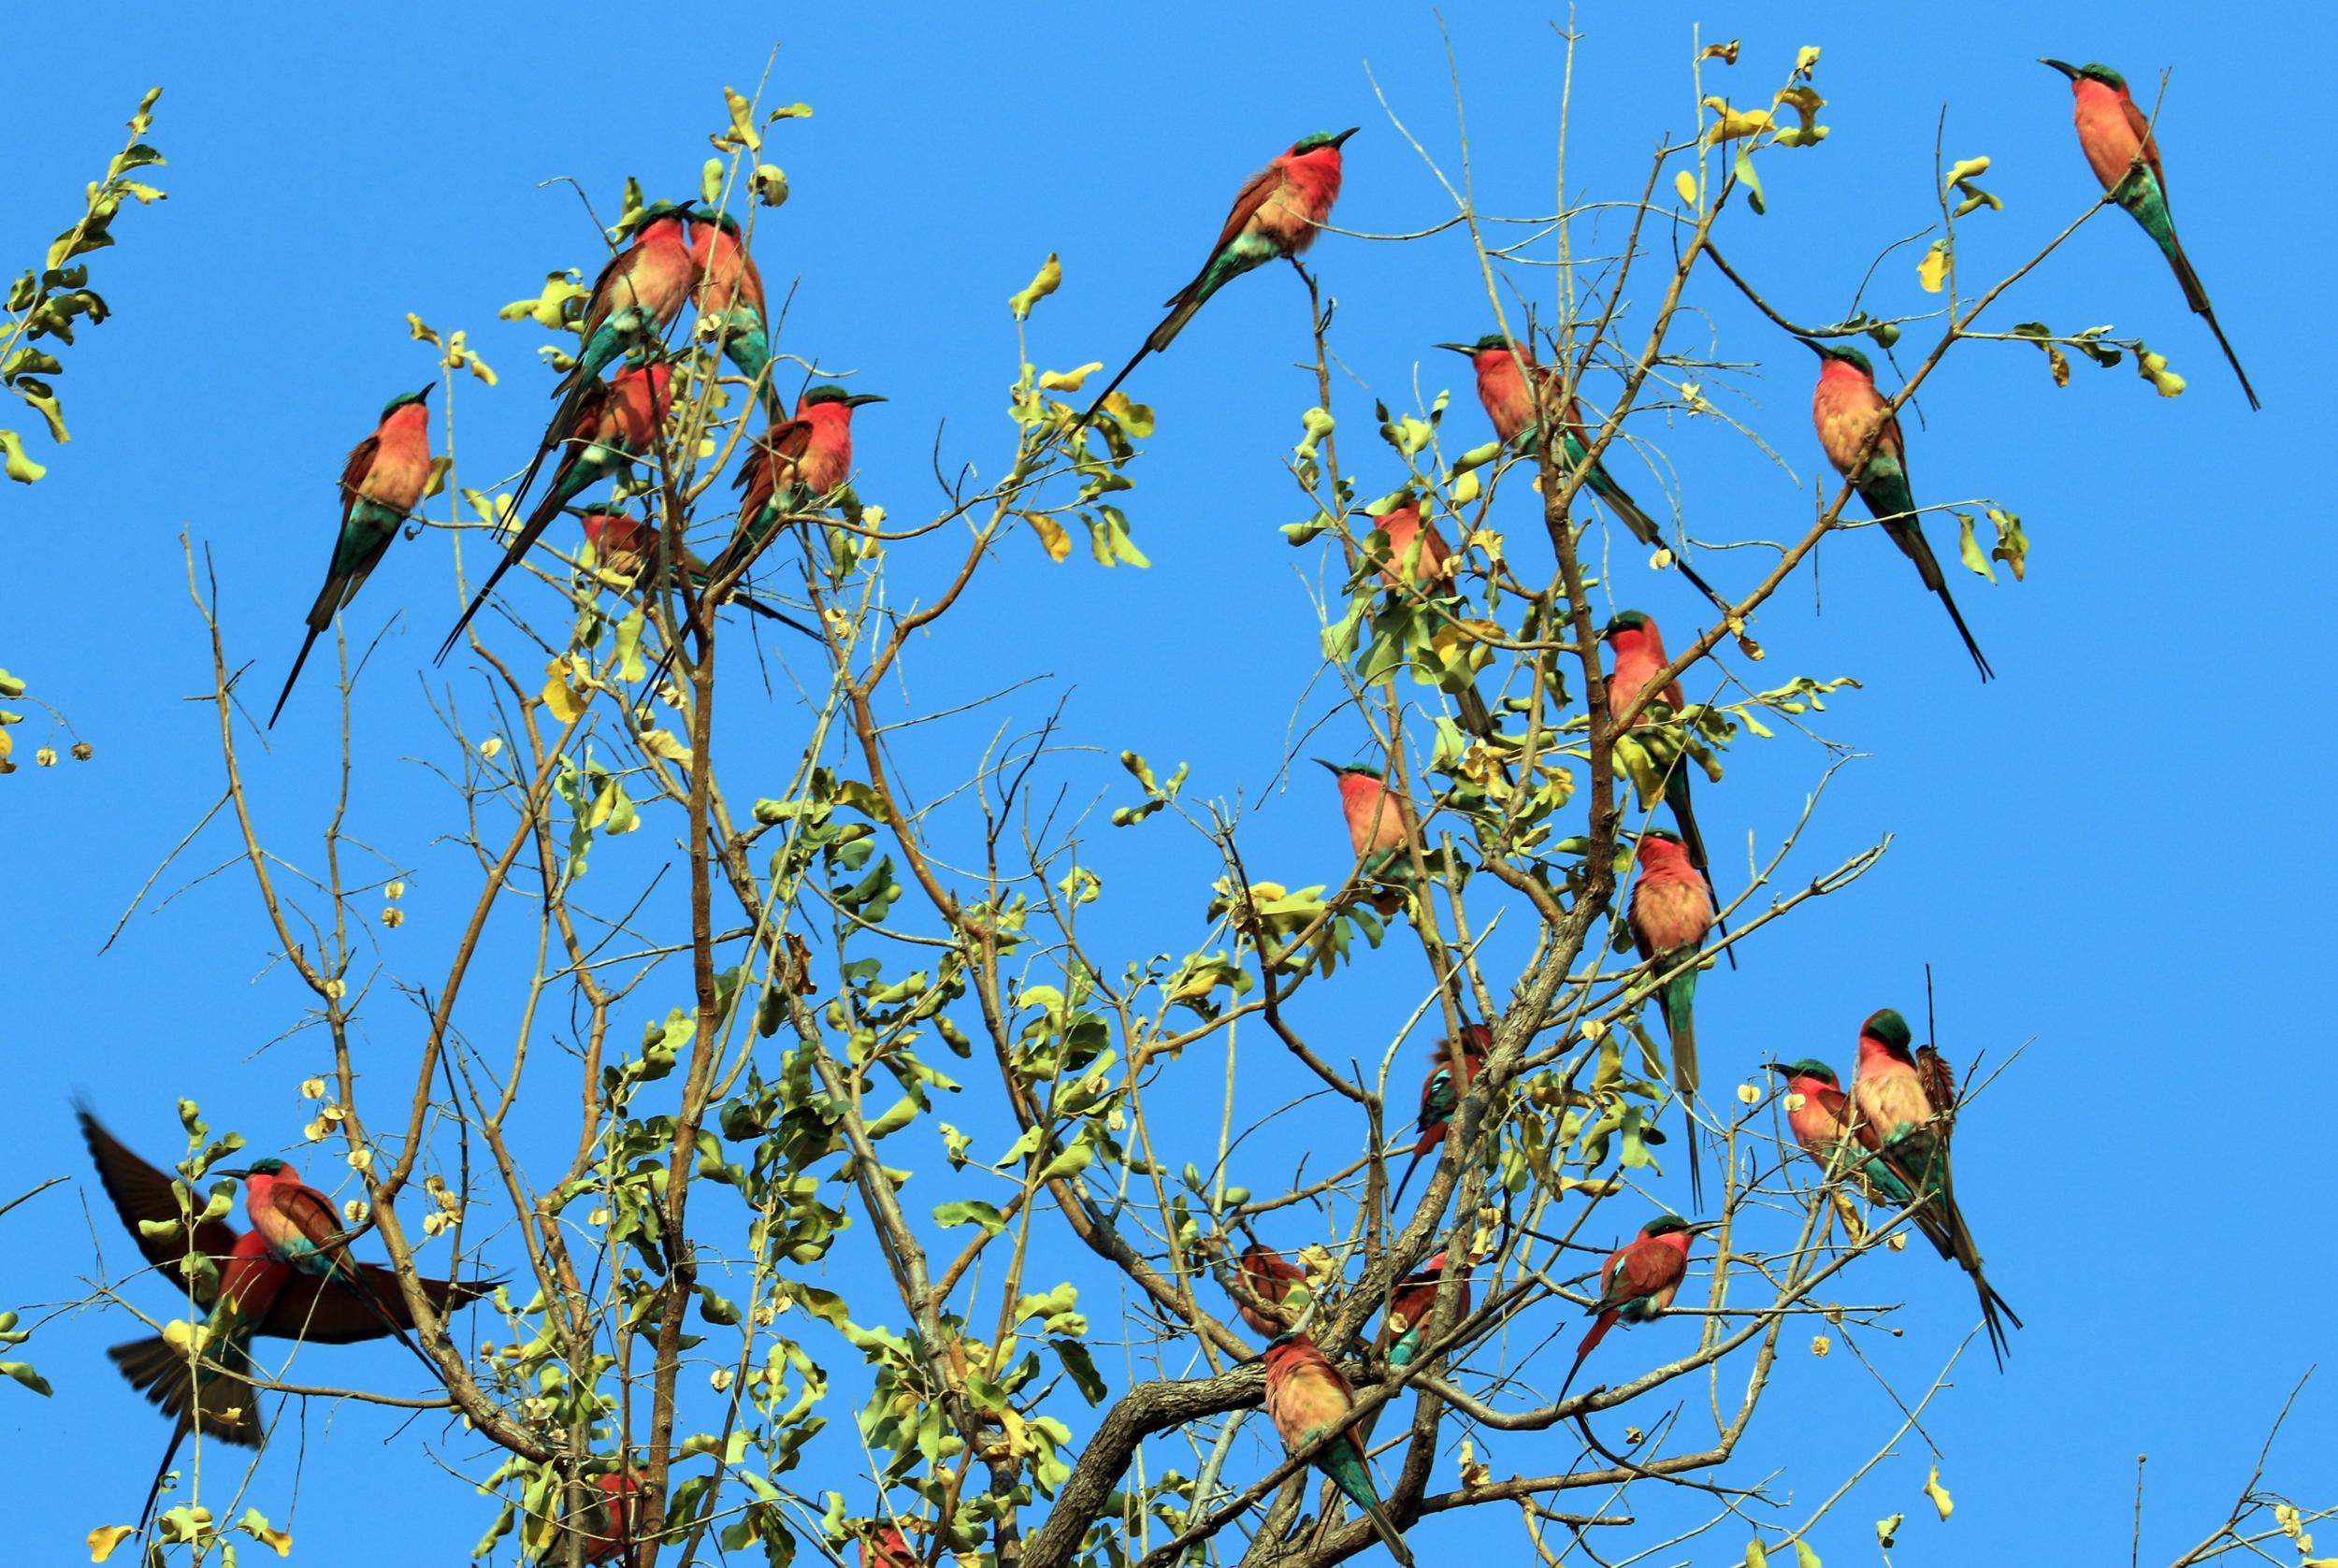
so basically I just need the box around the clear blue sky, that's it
[5,3,2325,1563]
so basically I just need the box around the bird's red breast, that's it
[1600,1230,1693,1311]
[593,213,695,336]
[689,221,766,317]
[1852,1032,1931,1137]
[363,401,434,514]
[584,511,657,576]
[1811,360,1900,479]
[2070,77,2162,194]
[1782,1073,1855,1154]
[1628,841,1710,955]
[1263,1332,1363,1450]
[1255,144,1346,254]
[1375,501,1450,590]
[1335,770,1406,856]
[1607,618,1683,718]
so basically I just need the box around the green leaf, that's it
[1,429,48,484]
[1734,146,1765,216]
[933,1200,1006,1235]
[0,1360,52,1396]
[1954,513,1995,583]
[1052,1338,1104,1403]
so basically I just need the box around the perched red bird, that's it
[2041,60,2256,410]
[1627,829,1714,1205]
[1085,128,1358,420]
[1315,759,1412,914]
[1367,496,1450,591]
[1390,1025,1490,1203]
[539,1471,642,1567]
[1261,1331,1414,1565]
[1557,1215,1715,1401]
[81,1112,490,1528]
[1437,334,1730,612]
[862,1522,918,1568]
[1850,1009,2021,1367]
[706,384,886,583]
[1380,1250,1469,1370]
[1232,1243,1310,1337]
[686,207,779,411]
[1803,339,1993,682]
[441,360,676,657]
[269,386,436,727]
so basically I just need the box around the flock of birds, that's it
[94,55,2247,1565]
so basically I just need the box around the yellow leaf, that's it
[1038,362,1104,393]
[2137,350,2186,398]
[1811,1334,1832,1357]
[1009,252,1061,320]
[700,156,725,206]
[640,728,695,768]
[405,312,441,346]
[254,1525,293,1557]
[1745,1541,1770,1568]
[1917,239,1950,294]
[1674,169,1698,206]
[1449,468,1480,507]
[1924,1462,1953,1521]
[1,428,49,484]
[752,165,789,208]
[1700,39,1739,63]
[1703,98,1772,144]
[1876,1514,1904,1549]
[1774,85,1826,136]
[88,1526,137,1562]
[719,85,762,153]
[499,271,588,331]
[1024,512,1072,563]
[1795,45,1822,77]
[1955,513,1995,583]
[541,657,595,724]
[1793,1543,1822,1568]
[1943,155,1991,189]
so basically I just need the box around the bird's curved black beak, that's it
[1761,1060,1788,1077]
[844,393,888,408]
[1793,335,1830,360]
[1434,341,1477,356]
[210,1168,251,1181]
[416,383,436,403]
[1311,757,1345,777]
[2039,58,2079,79]
[1330,127,1360,148]
[1687,1220,1724,1235]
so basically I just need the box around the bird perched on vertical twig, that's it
[269,386,434,727]
[1389,1025,1489,1204]
[1603,610,1733,959]
[440,361,675,658]
[2042,59,2257,410]
[1849,1008,2021,1367]
[704,384,885,585]
[686,207,780,414]
[1230,1243,1311,1338]
[1083,129,1358,421]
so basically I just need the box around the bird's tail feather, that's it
[268,624,327,730]
[1930,578,1995,683]
[439,487,567,663]
[1667,976,1701,1209]
[2165,233,2261,409]
[1590,468,1661,550]
[1361,1498,1414,1568]
[1455,684,1496,742]
[110,1333,266,1447]
[1670,551,1733,617]
[1389,1144,1431,1208]
[1558,1311,1614,1403]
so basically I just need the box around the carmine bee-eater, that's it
[1556,1215,1716,1402]
[537,1471,641,1566]
[1766,1058,1918,1207]
[1315,759,1411,915]
[2042,60,2258,410]
[267,386,434,727]
[1364,496,1497,740]
[1602,611,1730,952]
[686,207,780,412]
[505,203,695,521]
[1261,1331,1414,1566]
[1232,1243,1311,1337]
[81,1112,489,1528]
[705,384,886,584]
[210,1154,451,1359]
[862,1522,918,1568]
[1627,829,1714,1206]
[1850,1008,2022,1367]
[440,361,674,658]
[1084,129,1358,420]
[1803,339,1994,682]
[1380,1251,1469,1370]
[574,505,820,643]
[1438,335,1731,613]
[1390,1025,1490,1203]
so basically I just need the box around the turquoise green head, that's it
[803,384,887,409]
[1768,1057,1838,1086]
[1861,1009,1912,1049]
[1292,128,1360,154]
[2041,60,2127,91]
[1797,338,1875,378]
[381,384,432,422]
